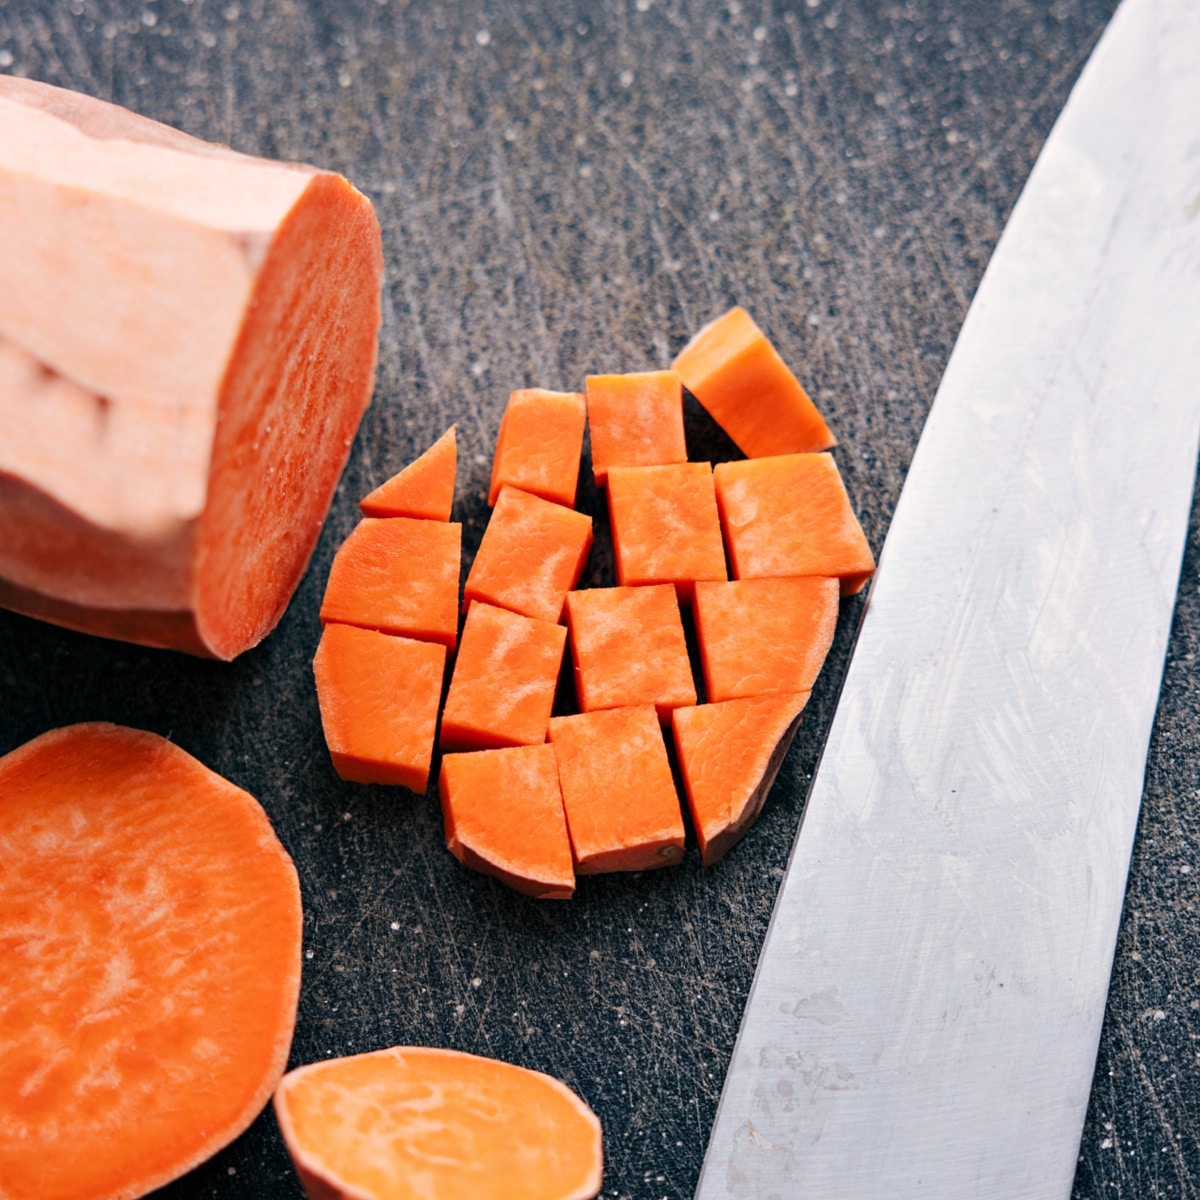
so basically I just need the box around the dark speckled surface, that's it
[3,1,1199,1196]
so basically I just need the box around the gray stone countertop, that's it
[2,0,1198,1196]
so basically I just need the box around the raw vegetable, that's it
[606,461,727,603]
[0,723,302,1200]
[672,693,811,866]
[359,425,457,520]
[565,584,697,723]
[313,623,446,791]
[670,306,834,458]
[489,389,587,507]
[693,577,840,701]
[584,370,687,486]
[440,745,576,898]
[274,1045,603,1200]
[463,486,593,623]
[549,705,685,873]
[714,452,875,594]
[320,516,462,649]
[0,78,382,658]
[440,601,567,752]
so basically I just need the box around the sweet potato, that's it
[489,389,586,507]
[359,426,457,521]
[0,78,382,658]
[0,723,302,1200]
[274,1046,603,1200]
[584,370,687,486]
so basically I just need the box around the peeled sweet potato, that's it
[0,78,383,658]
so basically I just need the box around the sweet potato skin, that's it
[0,79,382,658]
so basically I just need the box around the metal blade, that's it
[696,0,1200,1196]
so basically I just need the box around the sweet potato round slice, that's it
[0,78,382,658]
[0,723,303,1200]
[274,1046,603,1200]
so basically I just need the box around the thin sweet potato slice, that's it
[274,1046,603,1200]
[0,78,382,658]
[0,722,302,1200]
[672,693,811,866]
[359,426,457,520]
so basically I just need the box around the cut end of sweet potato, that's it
[360,425,457,520]
[672,693,810,866]
[0,722,302,1200]
[274,1046,603,1200]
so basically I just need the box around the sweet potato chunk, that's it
[584,370,687,487]
[275,1046,603,1200]
[672,693,810,865]
[0,78,383,658]
[671,306,834,458]
[359,426,457,520]
[489,389,587,507]
[0,723,302,1200]
[440,745,576,898]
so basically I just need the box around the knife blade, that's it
[695,0,1200,1196]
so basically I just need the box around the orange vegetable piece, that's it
[274,1046,603,1200]
[463,486,593,624]
[549,705,685,873]
[440,602,567,752]
[359,425,457,520]
[0,723,302,1200]
[0,78,382,659]
[670,306,835,459]
[313,623,446,791]
[489,389,587,507]
[607,462,727,604]
[320,516,462,649]
[565,584,697,723]
[672,693,810,866]
[694,577,839,701]
[584,370,687,487]
[440,745,575,898]
[714,452,875,594]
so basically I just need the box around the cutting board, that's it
[4,2,1197,1196]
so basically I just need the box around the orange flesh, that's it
[439,746,575,898]
[0,79,382,658]
[714,453,875,595]
[463,487,593,624]
[440,602,567,752]
[360,426,457,521]
[607,462,727,604]
[0,723,302,1200]
[274,1046,603,1200]
[565,585,696,723]
[694,577,839,701]
[320,517,462,649]
[548,705,685,874]
[670,306,835,459]
[313,623,446,792]
[489,389,586,508]
[672,693,810,866]
[584,370,687,487]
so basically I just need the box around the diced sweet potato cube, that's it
[672,693,810,866]
[319,517,462,648]
[694,577,839,701]
[313,623,445,792]
[607,462,727,604]
[671,306,835,458]
[714,452,874,594]
[488,389,586,508]
[584,370,687,487]
[565,585,696,723]
[463,487,592,624]
[439,745,575,899]
[440,602,567,752]
[549,705,685,874]
[359,425,456,521]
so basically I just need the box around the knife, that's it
[695,0,1200,1196]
